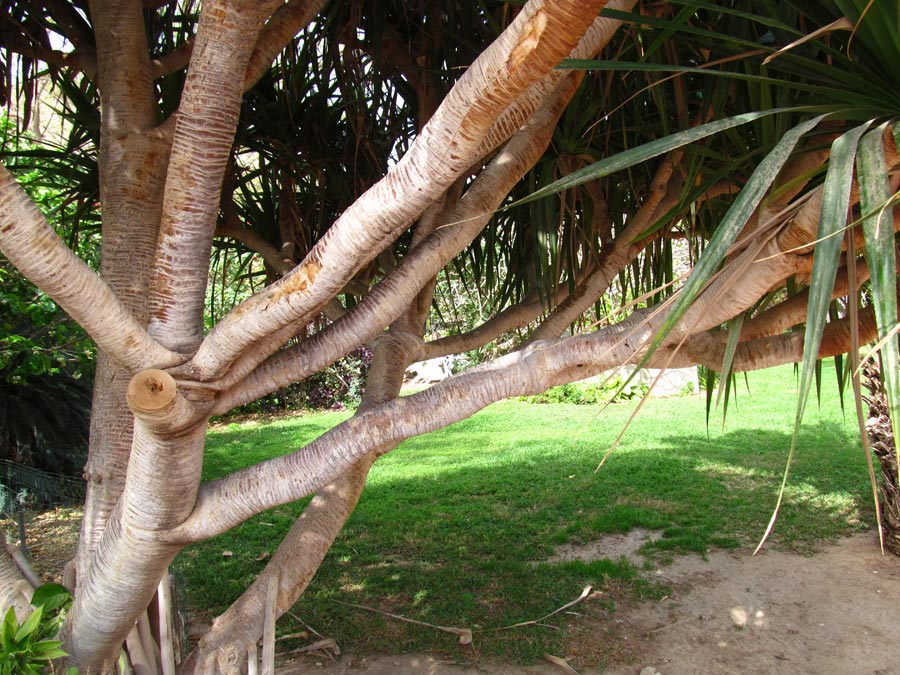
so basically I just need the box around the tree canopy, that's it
[0,1,898,672]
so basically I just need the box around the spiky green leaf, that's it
[513,109,799,207]
[858,122,900,481]
[647,115,828,364]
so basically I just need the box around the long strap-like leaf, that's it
[645,114,828,366]
[858,121,900,483]
[512,109,800,206]
[754,121,871,554]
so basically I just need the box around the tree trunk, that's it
[863,363,900,555]
[863,362,900,555]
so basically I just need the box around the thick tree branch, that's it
[150,39,195,80]
[421,291,562,359]
[474,0,638,160]
[0,164,183,372]
[244,0,329,91]
[148,0,281,354]
[776,128,899,254]
[189,0,619,380]
[75,0,175,578]
[194,330,416,671]
[665,304,879,373]
[211,75,582,413]
[737,258,870,343]
[170,239,814,541]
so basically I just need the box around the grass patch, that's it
[179,363,870,663]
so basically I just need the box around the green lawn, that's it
[179,363,871,663]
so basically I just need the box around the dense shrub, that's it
[229,346,373,415]
[519,376,650,405]
[0,263,93,475]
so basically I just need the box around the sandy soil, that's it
[14,510,900,674]
[281,531,900,675]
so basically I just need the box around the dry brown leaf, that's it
[543,653,581,674]
[456,628,473,646]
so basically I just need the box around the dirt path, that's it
[281,532,900,675]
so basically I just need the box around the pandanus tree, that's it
[0,0,899,672]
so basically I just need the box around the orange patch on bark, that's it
[290,261,321,292]
[262,261,322,309]
[506,9,548,75]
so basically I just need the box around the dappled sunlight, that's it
[695,460,771,488]
[729,605,767,628]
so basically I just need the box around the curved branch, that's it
[473,0,638,160]
[0,164,183,372]
[150,39,194,80]
[243,0,329,91]
[189,0,620,380]
[665,304,879,373]
[776,127,899,254]
[211,74,581,413]
[421,292,561,359]
[738,258,870,343]
[170,248,822,543]
[173,242,812,542]
[147,0,281,353]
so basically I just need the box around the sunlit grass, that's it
[179,362,869,663]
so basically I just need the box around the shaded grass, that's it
[179,363,869,663]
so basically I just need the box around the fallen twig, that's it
[543,653,582,674]
[488,585,593,632]
[332,600,473,645]
[283,637,341,657]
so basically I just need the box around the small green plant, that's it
[518,377,649,405]
[0,583,77,675]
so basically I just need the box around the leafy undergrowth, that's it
[180,362,869,664]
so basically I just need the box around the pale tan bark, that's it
[195,205,454,673]
[244,0,329,90]
[6,2,886,672]
[422,291,565,360]
[212,75,581,414]
[0,164,181,372]
[68,374,210,671]
[150,41,194,80]
[737,258,870,343]
[193,336,408,671]
[776,131,900,255]
[665,304,879,373]
[474,0,638,159]
[148,0,280,353]
[77,0,174,583]
[167,238,815,543]
[189,0,616,380]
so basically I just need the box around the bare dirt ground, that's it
[281,531,900,675]
[12,510,900,675]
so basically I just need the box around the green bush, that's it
[0,263,93,475]
[518,376,649,405]
[0,583,77,675]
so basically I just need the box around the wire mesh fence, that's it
[0,459,86,513]
[0,459,86,562]
[0,459,191,660]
